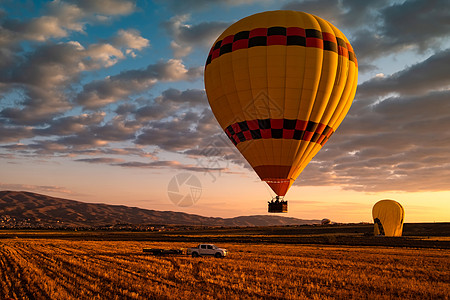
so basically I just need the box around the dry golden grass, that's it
[0,239,449,299]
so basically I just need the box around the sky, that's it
[0,0,449,223]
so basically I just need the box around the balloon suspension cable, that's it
[262,180,276,198]
[272,195,285,201]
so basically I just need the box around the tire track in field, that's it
[13,242,120,299]
[61,253,183,299]
[138,254,278,299]
[8,242,79,299]
[0,245,36,299]
[38,242,176,287]
[25,242,178,299]
[0,244,50,300]
[52,246,209,298]
[11,241,138,299]
[80,252,181,288]
[0,245,16,299]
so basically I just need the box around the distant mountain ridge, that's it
[0,191,320,227]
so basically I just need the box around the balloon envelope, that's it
[372,200,405,237]
[321,218,331,225]
[204,10,358,196]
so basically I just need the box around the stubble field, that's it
[1,236,449,299]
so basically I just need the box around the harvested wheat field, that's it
[0,239,449,300]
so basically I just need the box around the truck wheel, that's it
[214,252,222,258]
[192,252,199,258]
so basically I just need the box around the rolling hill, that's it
[0,191,320,227]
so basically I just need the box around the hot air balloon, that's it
[321,218,331,225]
[372,200,404,237]
[204,10,358,212]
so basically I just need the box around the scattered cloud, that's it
[33,112,106,136]
[0,182,75,195]
[163,14,229,57]
[0,124,33,143]
[0,0,136,47]
[73,0,136,16]
[76,59,202,109]
[136,109,220,151]
[133,88,207,122]
[111,29,150,57]
[90,117,140,141]
[0,31,149,124]
[295,62,450,192]
[157,88,207,105]
[357,49,450,98]
[75,157,125,164]
[284,0,450,68]
[283,0,388,30]
[156,0,266,13]
[350,0,450,63]
[113,159,228,174]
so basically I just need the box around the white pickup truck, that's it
[187,244,228,258]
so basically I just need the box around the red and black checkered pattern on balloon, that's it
[224,118,334,147]
[205,26,357,67]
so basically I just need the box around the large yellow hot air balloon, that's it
[372,200,405,237]
[204,10,358,212]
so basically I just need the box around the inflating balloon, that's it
[372,200,404,237]
[204,11,358,212]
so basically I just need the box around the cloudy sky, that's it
[1,0,449,222]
